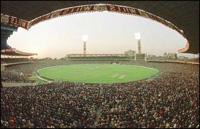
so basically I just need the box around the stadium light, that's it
[135,33,141,40]
[180,30,184,34]
[82,35,88,42]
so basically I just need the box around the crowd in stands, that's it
[1,58,31,64]
[1,60,199,128]
[96,71,199,128]
[1,82,100,128]
[1,70,33,83]
[1,60,70,83]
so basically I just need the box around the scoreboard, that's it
[136,53,145,59]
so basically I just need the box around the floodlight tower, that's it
[82,35,88,57]
[135,33,141,54]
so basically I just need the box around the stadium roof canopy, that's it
[1,48,37,56]
[1,1,199,54]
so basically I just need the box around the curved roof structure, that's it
[1,48,37,56]
[1,1,199,54]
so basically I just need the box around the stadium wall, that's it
[2,82,38,87]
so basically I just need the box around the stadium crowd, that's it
[96,71,199,128]
[1,60,199,128]
[1,70,33,83]
[1,60,70,83]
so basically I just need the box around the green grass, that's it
[37,64,160,84]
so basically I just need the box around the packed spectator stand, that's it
[1,58,31,64]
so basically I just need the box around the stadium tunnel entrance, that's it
[0,4,193,53]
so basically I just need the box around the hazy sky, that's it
[8,11,190,59]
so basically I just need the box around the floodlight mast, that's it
[138,40,141,54]
[135,33,141,54]
[82,35,88,56]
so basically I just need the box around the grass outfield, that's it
[37,64,160,84]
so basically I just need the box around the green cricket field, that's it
[37,64,160,84]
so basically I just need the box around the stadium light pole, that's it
[134,33,142,61]
[135,33,141,54]
[145,53,147,62]
[82,35,88,57]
